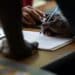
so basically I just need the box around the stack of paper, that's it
[23,31,73,51]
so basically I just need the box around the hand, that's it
[42,14,72,37]
[22,6,44,27]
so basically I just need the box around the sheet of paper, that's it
[22,31,72,51]
[0,27,5,39]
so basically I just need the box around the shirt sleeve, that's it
[56,0,75,35]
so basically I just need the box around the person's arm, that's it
[56,0,75,35]
[42,0,75,37]
[0,0,38,60]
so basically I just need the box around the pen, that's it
[40,7,58,34]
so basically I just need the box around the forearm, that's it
[56,0,75,35]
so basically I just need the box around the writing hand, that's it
[42,14,72,37]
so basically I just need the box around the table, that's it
[1,0,75,69]
[20,28,75,68]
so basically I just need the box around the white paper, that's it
[23,31,72,51]
[0,28,5,39]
